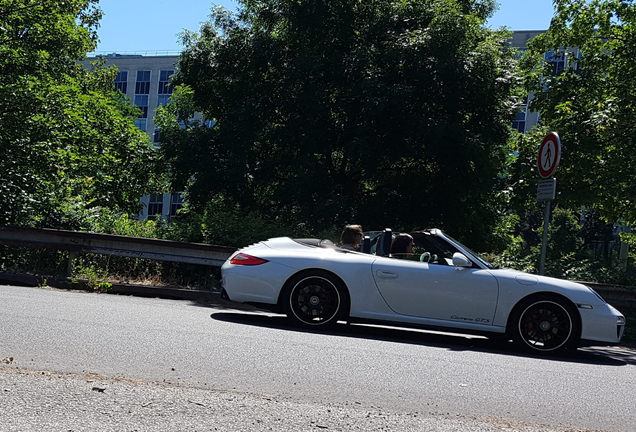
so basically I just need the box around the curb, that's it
[0,272,266,311]
[0,272,219,303]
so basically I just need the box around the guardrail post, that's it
[67,251,76,276]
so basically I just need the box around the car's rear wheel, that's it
[283,271,347,329]
[510,295,579,353]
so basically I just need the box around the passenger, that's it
[390,233,414,258]
[340,224,363,251]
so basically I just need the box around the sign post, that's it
[537,132,561,275]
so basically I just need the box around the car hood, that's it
[488,267,606,303]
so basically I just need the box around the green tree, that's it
[0,0,159,229]
[157,0,520,245]
[522,0,636,224]
[527,208,585,279]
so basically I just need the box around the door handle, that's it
[376,270,398,279]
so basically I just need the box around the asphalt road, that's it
[1,284,635,431]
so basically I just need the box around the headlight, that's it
[617,316,626,325]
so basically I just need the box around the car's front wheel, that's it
[510,295,579,354]
[283,271,347,329]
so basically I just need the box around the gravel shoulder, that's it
[0,366,605,432]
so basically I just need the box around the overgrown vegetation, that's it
[488,208,636,286]
[0,213,227,290]
[2,0,636,296]
[0,0,160,229]
[70,264,112,292]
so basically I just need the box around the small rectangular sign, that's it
[537,178,557,201]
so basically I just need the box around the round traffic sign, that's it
[538,132,561,178]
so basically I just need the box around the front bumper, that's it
[579,303,625,345]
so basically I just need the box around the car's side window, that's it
[391,252,421,261]
[415,237,456,265]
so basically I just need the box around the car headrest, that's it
[361,235,371,254]
[376,228,393,256]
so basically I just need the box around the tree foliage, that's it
[0,0,159,228]
[158,0,520,244]
[522,0,636,224]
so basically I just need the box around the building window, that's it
[512,107,527,133]
[158,70,174,95]
[134,71,151,126]
[512,96,528,133]
[134,94,149,118]
[157,94,170,107]
[135,70,151,94]
[153,129,161,143]
[545,51,566,75]
[114,71,128,93]
[147,193,163,220]
[134,118,147,131]
[170,193,184,216]
[571,48,582,74]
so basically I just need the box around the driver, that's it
[340,224,363,251]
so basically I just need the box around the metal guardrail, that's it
[0,227,236,271]
[581,281,636,311]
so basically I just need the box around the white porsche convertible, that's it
[221,228,625,354]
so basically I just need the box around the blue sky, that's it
[95,0,555,54]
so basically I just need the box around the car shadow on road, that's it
[208,309,636,366]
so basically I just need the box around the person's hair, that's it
[391,233,414,255]
[341,224,363,245]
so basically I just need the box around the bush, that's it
[164,197,339,248]
[92,210,165,238]
[0,246,69,275]
[488,207,636,286]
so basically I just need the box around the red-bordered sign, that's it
[538,132,561,178]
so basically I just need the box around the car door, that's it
[371,258,499,325]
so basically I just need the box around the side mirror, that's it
[452,252,472,267]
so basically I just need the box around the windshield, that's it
[441,232,496,269]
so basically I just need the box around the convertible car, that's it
[221,228,625,354]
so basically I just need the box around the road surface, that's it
[1,285,634,431]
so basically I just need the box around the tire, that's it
[510,295,580,354]
[283,271,347,329]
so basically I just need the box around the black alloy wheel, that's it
[513,296,579,353]
[284,271,345,328]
